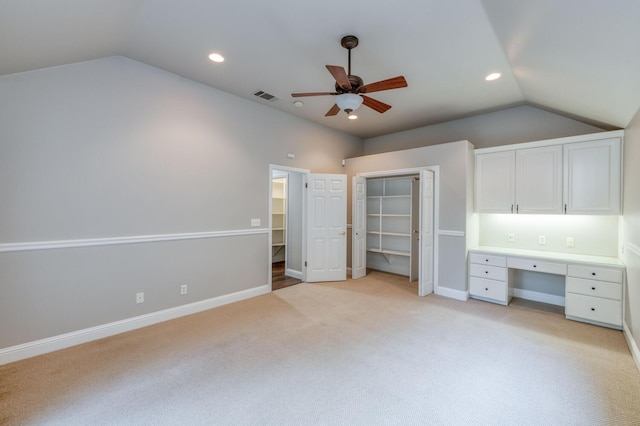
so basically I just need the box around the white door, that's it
[418,170,435,296]
[306,173,347,282]
[352,176,366,279]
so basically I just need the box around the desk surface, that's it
[469,246,625,268]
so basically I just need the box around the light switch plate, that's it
[566,237,574,247]
[251,218,260,227]
[538,235,546,245]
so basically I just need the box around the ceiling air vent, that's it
[253,90,279,102]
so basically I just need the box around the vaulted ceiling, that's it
[1,0,639,139]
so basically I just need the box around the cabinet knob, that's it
[533,264,537,268]
[592,272,596,276]
[485,288,489,291]
[485,259,489,262]
[591,307,596,311]
[485,271,489,274]
[591,287,596,290]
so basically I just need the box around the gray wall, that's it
[0,56,362,349]
[346,141,473,293]
[364,105,605,154]
[621,107,640,354]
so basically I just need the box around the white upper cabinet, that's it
[475,145,562,214]
[475,131,623,216]
[516,145,563,214]
[475,150,515,213]
[563,137,621,215]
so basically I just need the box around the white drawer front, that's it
[469,253,507,267]
[470,277,508,303]
[469,263,507,281]
[507,258,566,275]
[567,265,623,283]
[565,293,622,326]
[566,277,622,301]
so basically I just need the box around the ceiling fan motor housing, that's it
[335,75,363,93]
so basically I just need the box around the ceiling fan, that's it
[291,35,408,118]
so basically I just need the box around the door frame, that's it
[354,166,440,295]
[269,164,310,290]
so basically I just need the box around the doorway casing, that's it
[353,166,440,296]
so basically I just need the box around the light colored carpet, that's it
[2,271,640,425]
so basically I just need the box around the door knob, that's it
[339,231,346,236]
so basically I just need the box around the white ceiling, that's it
[1,0,639,139]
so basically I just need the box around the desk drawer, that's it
[469,263,507,281]
[566,277,622,301]
[507,258,566,275]
[470,277,508,303]
[469,253,506,267]
[567,265,623,283]
[565,293,622,327]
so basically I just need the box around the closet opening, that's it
[365,175,420,283]
[353,167,438,296]
[270,167,305,290]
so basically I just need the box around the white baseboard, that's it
[0,284,270,366]
[436,286,469,301]
[285,268,303,280]
[512,288,565,307]
[623,320,640,374]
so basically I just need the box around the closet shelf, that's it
[367,248,410,257]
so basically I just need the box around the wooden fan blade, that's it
[358,76,407,94]
[291,92,338,97]
[326,65,352,90]
[325,104,340,116]
[361,95,392,113]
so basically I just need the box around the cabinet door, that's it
[515,145,563,214]
[563,138,621,214]
[475,151,515,213]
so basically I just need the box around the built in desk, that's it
[468,247,625,329]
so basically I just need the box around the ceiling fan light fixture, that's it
[348,113,358,120]
[335,93,363,113]
[485,72,501,81]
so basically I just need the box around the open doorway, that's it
[352,167,439,296]
[270,167,306,290]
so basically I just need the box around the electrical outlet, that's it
[538,235,546,245]
[566,237,574,247]
[251,218,260,227]
[136,292,144,304]
[180,284,188,295]
[507,233,515,242]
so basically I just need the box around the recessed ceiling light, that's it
[293,101,304,107]
[485,72,501,81]
[208,53,225,63]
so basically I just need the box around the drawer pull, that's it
[485,288,489,291]
[533,264,537,268]
[592,272,596,276]
[485,271,489,274]
[485,259,489,262]
[591,287,596,290]
[591,307,596,311]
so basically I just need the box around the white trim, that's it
[436,286,469,301]
[0,229,268,253]
[0,284,270,366]
[438,230,466,237]
[623,320,640,374]
[285,268,303,280]
[474,130,624,155]
[512,288,565,307]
